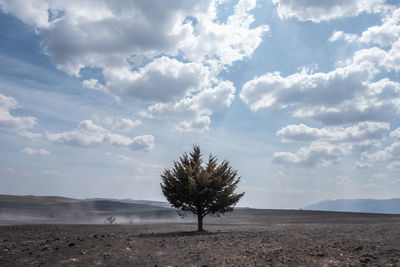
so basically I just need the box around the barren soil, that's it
[1,210,400,266]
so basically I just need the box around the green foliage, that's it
[160,145,244,231]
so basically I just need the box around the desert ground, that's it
[1,209,400,266]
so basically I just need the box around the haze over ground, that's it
[0,0,400,209]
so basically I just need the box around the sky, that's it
[0,0,400,209]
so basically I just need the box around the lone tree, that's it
[161,145,244,231]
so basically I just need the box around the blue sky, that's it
[1,0,400,208]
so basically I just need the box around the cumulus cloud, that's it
[237,2,400,170]
[105,133,154,151]
[359,142,400,169]
[0,0,268,131]
[329,31,358,43]
[0,93,41,138]
[175,116,211,133]
[355,161,373,169]
[92,115,142,132]
[179,0,269,65]
[330,8,400,47]
[0,0,53,28]
[390,127,400,139]
[240,2,400,130]
[240,62,374,112]
[273,121,391,168]
[21,147,50,156]
[272,0,387,23]
[18,130,42,140]
[142,80,236,132]
[105,117,141,132]
[272,142,343,168]
[241,48,400,125]
[46,119,153,151]
[359,8,400,47]
[277,122,389,143]
[106,57,211,103]
[82,79,105,92]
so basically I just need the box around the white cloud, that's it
[78,119,105,132]
[175,116,211,133]
[105,133,154,151]
[277,122,389,143]
[18,130,42,140]
[359,142,400,169]
[82,79,105,92]
[96,116,142,132]
[0,0,268,132]
[110,118,141,132]
[21,147,50,156]
[46,119,154,151]
[0,0,52,28]
[329,31,358,43]
[272,0,387,23]
[330,8,400,47]
[273,122,388,168]
[106,57,210,103]
[390,127,400,139]
[143,80,236,132]
[272,142,343,168]
[241,49,400,125]
[351,39,400,72]
[46,124,104,147]
[179,0,269,65]
[359,8,400,47]
[129,135,154,151]
[355,161,373,169]
[240,62,374,112]
[0,93,40,136]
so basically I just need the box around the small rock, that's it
[360,258,371,264]
[68,242,75,247]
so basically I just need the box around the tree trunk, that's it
[197,214,204,232]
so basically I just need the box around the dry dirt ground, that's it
[1,210,400,266]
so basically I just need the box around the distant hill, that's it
[305,198,400,214]
[0,194,177,223]
[84,198,170,208]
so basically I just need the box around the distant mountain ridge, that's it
[305,198,400,214]
[0,194,176,223]
[84,198,170,207]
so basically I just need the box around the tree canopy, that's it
[160,145,244,231]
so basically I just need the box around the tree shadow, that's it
[136,230,224,238]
